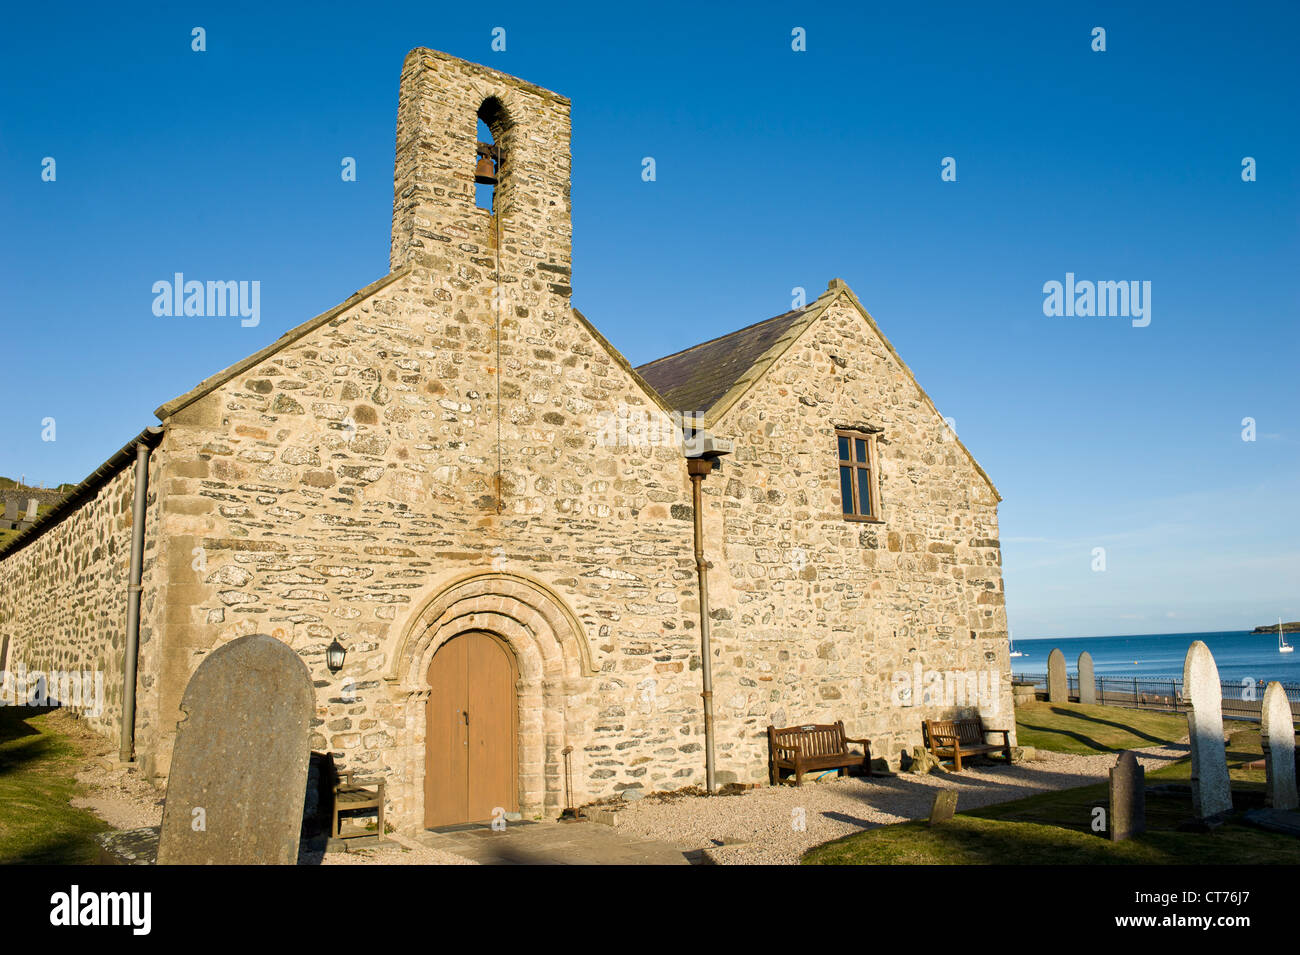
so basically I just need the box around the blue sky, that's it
[1,2,1296,638]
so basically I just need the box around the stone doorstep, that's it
[411,821,693,865]
[90,755,147,774]
[582,807,620,827]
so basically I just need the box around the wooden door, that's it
[424,631,518,828]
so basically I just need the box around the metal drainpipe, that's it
[120,429,160,763]
[688,456,716,793]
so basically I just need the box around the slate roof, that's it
[632,281,1001,500]
[634,308,810,414]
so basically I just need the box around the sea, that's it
[1010,630,1300,687]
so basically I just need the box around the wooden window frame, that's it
[837,428,882,523]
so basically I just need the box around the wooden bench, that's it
[768,721,872,787]
[330,766,386,841]
[922,717,1012,772]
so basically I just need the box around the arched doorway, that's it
[388,572,596,830]
[424,631,519,828]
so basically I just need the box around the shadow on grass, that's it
[0,705,49,744]
[1046,706,1178,746]
[1,828,103,866]
[0,706,109,865]
[1014,720,1112,753]
[820,809,882,830]
[0,708,65,780]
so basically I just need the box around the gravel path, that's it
[73,758,167,831]
[613,744,1189,865]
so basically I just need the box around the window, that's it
[475,97,508,213]
[837,429,879,520]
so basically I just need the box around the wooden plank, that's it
[424,636,469,828]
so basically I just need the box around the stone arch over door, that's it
[386,572,595,829]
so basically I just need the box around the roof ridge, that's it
[691,288,840,424]
[635,305,809,370]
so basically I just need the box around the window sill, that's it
[842,515,885,524]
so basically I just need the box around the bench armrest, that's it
[843,735,871,746]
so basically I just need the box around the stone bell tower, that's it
[389,49,573,306]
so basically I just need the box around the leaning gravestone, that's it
[908,745,941,774]
[1261,682,1298,811]
[1182,641,1232,819]
[1047,648,1067,703]
[928,790,958,826]
[157,634,313,864]
[1108,750,1145,841]
[1078,651,1097,705]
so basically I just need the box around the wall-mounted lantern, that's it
[326,639,347,674]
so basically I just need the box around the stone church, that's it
[0,48,1012,832]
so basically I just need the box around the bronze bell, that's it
[475,155,498,185]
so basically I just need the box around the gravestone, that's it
[1108,750,1145,841]
[908,745,941,774]
[928,789,958,826]
[1077,651,1096,705]
[1047,648,1067,703]
[3,500,17,523]
[1261,681,1298,811]
[157,634,313,865]
[24,498,37,519]
[1182,641,1232,819]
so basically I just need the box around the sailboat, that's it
[1279,618,1294,653]
[1009,635,1024,658]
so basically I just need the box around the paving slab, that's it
[413,820,694,865]
[1242,808,1300,837]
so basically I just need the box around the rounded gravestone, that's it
[1108,750,1145,842]
[158,634,314,865]
[1261,681,1298,811]
[1047,648,1068,703]
[1182,641,1232,819]
[1078,651,1097,705]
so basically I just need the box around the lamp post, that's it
[684,428,733,794]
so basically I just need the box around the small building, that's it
[0,49,1012,833]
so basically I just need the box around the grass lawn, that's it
[804,707,1300,865]
[0,706,107,864]
[1014,701,1189,755]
